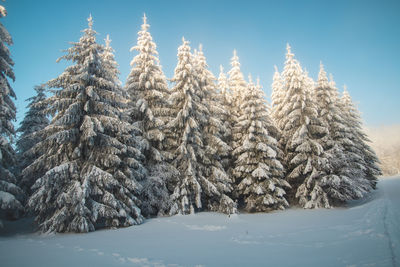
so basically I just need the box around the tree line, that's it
[0,13,381,233]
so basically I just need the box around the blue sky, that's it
[4,0,400,126]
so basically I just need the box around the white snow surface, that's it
[1,176,399,267]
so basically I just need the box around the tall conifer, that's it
[232,76,289,211]
[27,16,146,233]
[278,45,332,208]
[0,4,24,222]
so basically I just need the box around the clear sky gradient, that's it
[4,0,400,127]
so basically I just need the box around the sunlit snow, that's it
[1,176,398,267]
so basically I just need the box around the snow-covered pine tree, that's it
[232,76,289,212]
[26,16,146,233]
[314,64,370,202]
[0,5,24,223]
[341,85,381,189]
[124,14,176,217]
[278,44,332,209]
[194,45,236,214]
[166,38,236,215]
[16,85,49,194]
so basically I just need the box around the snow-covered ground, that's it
[1,176,399,267]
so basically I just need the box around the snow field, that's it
[1,176,398,267]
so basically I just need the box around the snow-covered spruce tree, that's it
[228,50,247,109]
[166,38,236,215]
[124,14,176,217]
[314,64,370,202]
[26,16,146,233]
[338,86,367,184]
[16,85,49,194]
[278,44,333,208]
[217,65,233,168]
[0,5,24,222]
[303,69,315,95]
[232,76,289,212]
[270,66,285,125]
[101,34,122,86]
[217,65,231,110]
[269,68,287,181]
[166,38,205,215]
[193,45,236,214]
[341,86,381,189]
[227,50,248,176]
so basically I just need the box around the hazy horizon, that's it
[366,124,400,175]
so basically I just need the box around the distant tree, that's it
[232,76,289,211]
[365,125,400,176]
[26,16,146,233]
[0,4,24,223]
[16,85,49,195]
[124,15,176,217]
